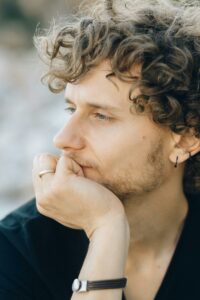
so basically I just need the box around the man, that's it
[1,0,200,299]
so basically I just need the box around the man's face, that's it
[53,61,173,200]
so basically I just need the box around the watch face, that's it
[72,279,81,292]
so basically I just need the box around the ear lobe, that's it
[169,150,190,165]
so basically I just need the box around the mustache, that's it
[62,153,96,168]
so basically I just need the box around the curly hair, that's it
[34,0,200,194]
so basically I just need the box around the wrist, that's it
[79,219,130,281]
[90,213,130,244]
[75,213,130,300]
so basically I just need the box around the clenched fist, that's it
[32,153,126,240]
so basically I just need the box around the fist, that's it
[32,153,126,239]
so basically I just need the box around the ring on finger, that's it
[38,169,55,178]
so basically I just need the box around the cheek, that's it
[86,114,163,172]
[94,129,148,173]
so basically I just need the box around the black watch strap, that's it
[72,277,127,293]
[88,278,127,290]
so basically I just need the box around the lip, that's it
[74,160,92,168]
[62,153,93,168]
[74,159,91,168]
[80,165,92,169]
[73,161,91,168]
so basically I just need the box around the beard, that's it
[96,139,166,201]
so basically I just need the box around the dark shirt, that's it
[0,193,200,300]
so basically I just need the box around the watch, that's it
[72,277,127,293]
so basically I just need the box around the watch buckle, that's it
[79,280,88,292]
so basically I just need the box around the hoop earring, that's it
[174,156,178,168]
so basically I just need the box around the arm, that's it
[32,154,130,299]
[71,214,130,300]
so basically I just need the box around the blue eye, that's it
[64,107,112,121]
[64,107,75,114]
[94,113,112,121]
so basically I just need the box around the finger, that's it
[32,153,58,191]
[39,153,57,177]
[56,155,84,178]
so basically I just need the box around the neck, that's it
[123,172,189,257]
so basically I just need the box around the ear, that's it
[169,130,200,166]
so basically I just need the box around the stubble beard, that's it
[99,139,166,201]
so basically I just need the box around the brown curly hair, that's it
[34,0,200,194]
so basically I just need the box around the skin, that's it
[32,60,200,300]
[55,65,172,198]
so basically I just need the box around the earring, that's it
[174,156,178,168]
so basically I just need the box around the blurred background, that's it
[0,0,82,219]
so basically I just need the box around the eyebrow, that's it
[65,98,122,112]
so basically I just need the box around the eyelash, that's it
[64,107,112,121]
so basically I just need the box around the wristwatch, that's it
[72,277,127,293]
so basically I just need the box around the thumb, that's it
[56,155,84,177]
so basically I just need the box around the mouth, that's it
[79,165,93,178]
[79,164,92,169]
[72,160,91,168]
[62,153,95,169]
[76,162,94,173]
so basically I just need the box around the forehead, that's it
[64,61,141,109]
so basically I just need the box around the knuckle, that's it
[40,152,53,159]
[34,152,53,161]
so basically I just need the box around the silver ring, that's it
[38,169,55,178]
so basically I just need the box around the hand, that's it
[32,153,126,239]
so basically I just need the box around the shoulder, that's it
[0,198,88,258]
[0,198,89,299]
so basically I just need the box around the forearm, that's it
[71,214,130,300]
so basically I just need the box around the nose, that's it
[53,118,85,151]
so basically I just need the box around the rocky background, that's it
[0,0,82,219]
